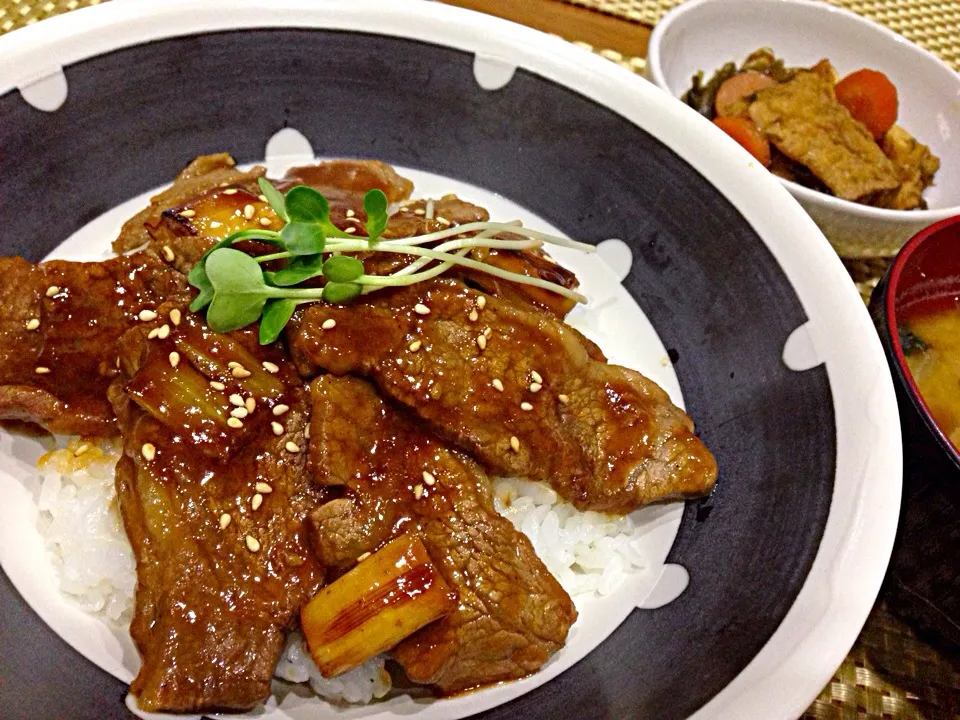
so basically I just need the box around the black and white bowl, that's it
[0,1,901,718]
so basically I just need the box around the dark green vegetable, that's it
[683,62,736,118]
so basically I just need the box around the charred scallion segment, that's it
[187,180,595,343]
[174,316,284,398]
[125,353,236,452]
[300,533,457,678]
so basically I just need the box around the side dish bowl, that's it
[869,216,960,648]
[647,0,960,258]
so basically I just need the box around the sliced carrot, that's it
[713,117,772,167]
[835,69,898,140]
[714,72,778,118]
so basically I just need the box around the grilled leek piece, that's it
[301,533,456,678]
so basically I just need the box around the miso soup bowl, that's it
[869,215,960,648]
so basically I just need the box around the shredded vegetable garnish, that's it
[188,178,594,344]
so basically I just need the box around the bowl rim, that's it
[884,214,960,468]
[0,0,902,718]
[646,0,960,223]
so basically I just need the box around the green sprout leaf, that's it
[260,298,298,344]
[187,229,283,310]
[322,255,365,283]
[204,248,271,332]
[281,221,326,256]
[285,185,330,224]
[258,177,289,222]
[363,189,389,243]
[322,281,362,304]
[265,254,325,287]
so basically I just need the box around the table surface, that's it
[2,0,960,718]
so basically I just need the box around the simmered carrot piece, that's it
[835,69,898,140]
[713,117,772,167]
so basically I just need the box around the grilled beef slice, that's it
[288,278,718,514]
[0,251,189,436]
[111,320,325,713]
[308,375,577,693]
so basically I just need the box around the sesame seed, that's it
[483,327,492,338]
[35,366,51,375]
[219,513,231,529]
[232,366,252,378]
[138,309,157,322]
[529,383,542,393]
[243,204,256,220]
[259,217,272,227]
[271,421,284,436]
[141,443,156,461]
[147,328,161,340]
[258,194,268,202]
[414,208,426,216]
[74,443,91,457]
[436,216,451,227]
[468,310,479,322]
[531,370,543,384]
[161,245,176,262]
[256,482,273,494]
[272,404,289,416]
[169,351,180,368]
[169,308,182,326]
[209,220,223,228]
[357,551,371,562]
[321,318,337,330]
[477,296,487,310]
[209,381,226,391]
[414,484,424,499]
[229,394,244,407]
[520,402,533,411]
[476,334,487,351]
[227,417,244,429]
[156,324,171,340]
[346,209,356,218]
[223,188,238,195]
[230,407,248,419]
[304,423,311,440]
[558,394,570,404]
[262,361,279,374]
[245,535,261,552]
[285,441,300,453]
[409,340,422,352]
[25,318,40,331]
[251,493,263,511]
[245,397,256,413]
[344,226,357,234]
[227,361,241,368]
[414,303,431,316]
[423,471,436,486]
[492,378,504,392]
[510,436,520,452]
[179,209,196,218]
[45,285,60,297]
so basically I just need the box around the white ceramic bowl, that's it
[647,0,960,258]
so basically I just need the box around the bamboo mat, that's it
[2,0,959,718]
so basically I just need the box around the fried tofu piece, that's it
[876,125,941,210]
[749,70,900,201]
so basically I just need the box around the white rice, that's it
[35,438,650,705]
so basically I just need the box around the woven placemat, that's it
[560,0,960,72]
